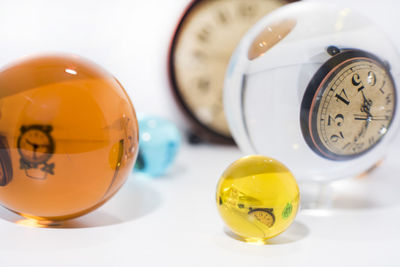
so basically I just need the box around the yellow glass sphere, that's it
[0,54,138,223]
[216,155,300,243]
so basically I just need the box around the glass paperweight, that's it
[0,54,139,224]
[224,2,400,183]
[134,115,181,176]
[216,155,300,243]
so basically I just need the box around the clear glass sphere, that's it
[224,2,400,182]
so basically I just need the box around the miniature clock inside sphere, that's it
[216,155,300,243]
[0,54,139,223]
[224,2,400,182]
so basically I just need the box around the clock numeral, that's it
[342,142,351,150]
[386,93,392,105]
[197,26,211,42]
[197,77,210,92]
[379,81,386,94]
[217,10,230,24]
[367,71,377,86]
[352,73,361,86]
[238,3,257,18]
[328,114,344,127]
[330,131,344,143]
[368,136,375,146]
[352,142,364,152]
[352,73,365,92]
[335,89,350,105]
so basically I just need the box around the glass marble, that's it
[0,54,139,223]
[216,155,300,243]
[224,2,400,182]
[134,115,181,176]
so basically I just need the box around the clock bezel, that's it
[168,0,234,144]
[300,49,397,161]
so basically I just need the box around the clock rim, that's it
[168,0,235,144]
[300,48,397,161]
[168,0,298,144]
[17,125,55,164]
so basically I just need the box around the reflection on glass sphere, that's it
[224,2,400,182]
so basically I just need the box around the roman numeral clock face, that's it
[301,49,396,160]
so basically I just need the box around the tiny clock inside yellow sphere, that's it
[216,155,299,243]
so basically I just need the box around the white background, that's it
[0,0,400,266]
[1,0,399,127]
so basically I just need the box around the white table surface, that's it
[1,140,400,267]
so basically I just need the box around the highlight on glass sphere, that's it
[134,115,181,177]
[0,54,139,224]
[216,155,300,243]
[224,2,400,182]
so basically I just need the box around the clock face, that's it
[170,0,295,142]
[301,50,396,160]
[18,126,54,164]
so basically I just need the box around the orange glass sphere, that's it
[0,54,138,222]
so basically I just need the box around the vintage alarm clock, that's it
[224,2,400,181]
[169,0,297,143]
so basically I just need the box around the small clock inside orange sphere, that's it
[0,54,138,223]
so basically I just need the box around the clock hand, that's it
[360,91,373,116]
[354,115,389,121]
[24,139,44,160]
[361,104,372,116]
[25,139,41,151]
[359,90,374,132]
[360,108,371,133]
[361,91,372,107]
[358,111,370,138]
[26,139,37,147]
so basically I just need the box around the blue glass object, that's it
[134,115,181,176]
